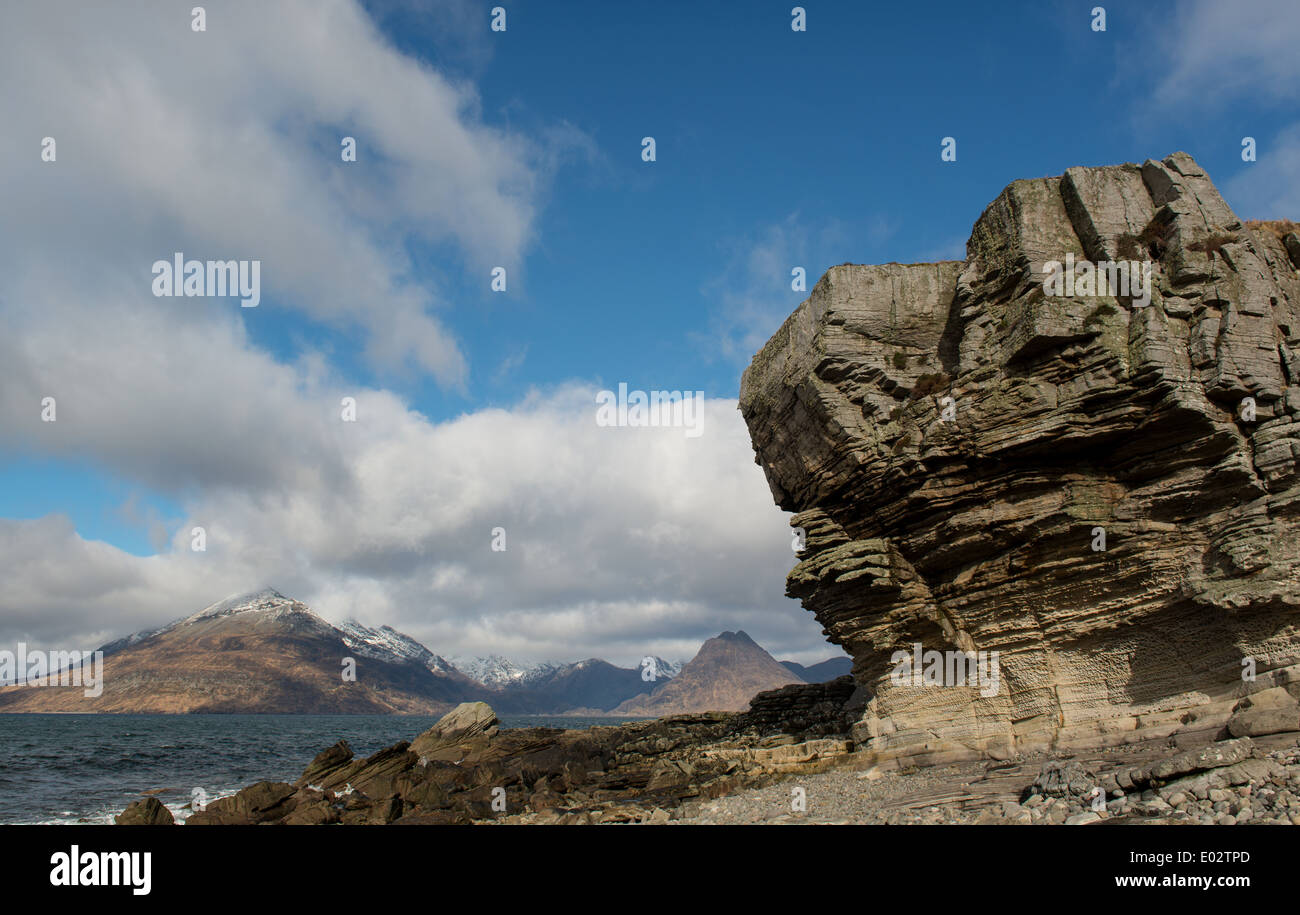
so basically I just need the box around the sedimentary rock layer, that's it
[739,152,1300,767]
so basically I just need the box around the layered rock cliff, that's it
[740,152,1300,767]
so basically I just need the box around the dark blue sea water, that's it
[0,714,643,824]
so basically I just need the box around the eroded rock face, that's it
[729,675,864,740]
[739,152,1300,768]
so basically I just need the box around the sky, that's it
[1,0,1297,666]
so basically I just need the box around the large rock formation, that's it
[740,152,1300,768]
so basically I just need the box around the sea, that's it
[0,714,644,825]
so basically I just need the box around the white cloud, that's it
[1150,0,1300,109]
[0,0,554,385]
[0,385,823,665]
[1132,0,1300,223]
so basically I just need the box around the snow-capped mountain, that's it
[97,622,172,657]
[646,657,684,681]
[15,589,485,714]
[98,588,322,654]
[70,588,700,714]
[109,589,460,676]
[182,587,299,623]
[338,619,459,675]
[451,654,683,690]
[449,655,557,689]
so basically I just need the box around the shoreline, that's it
[110,688,1300,826]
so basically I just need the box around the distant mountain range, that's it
[449,654,683,690]
[0,590,850,715]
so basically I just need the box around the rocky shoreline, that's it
[116,677,1300,826]
[676,734,1300,825]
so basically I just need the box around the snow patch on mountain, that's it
[338,619,458,674]
[647,657,684,680]
[451,655,683,689]
[99,589,309,653]
[449,655,555,689]
[185,588,294,621]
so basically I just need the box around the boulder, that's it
[185,780,297,825]
[115,796,174,826]
[1145,737,1256,782]
[1228,708,1300,738]
[740,152,1300,766]
[1227,687,1300,738]
[410,702,499,758]
[345,743,419,798]
[282,794,341,825]
[1023,760,1099,801]
[296,739,354,787]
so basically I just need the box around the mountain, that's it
[781,656,853,683]
[447,655,684,713]
[448,655,557,690]
[486,658,649,714]
[609,631,805,716]
[0,589,485,714]
[0,590,813,716]
[337,618,462,676]
[450,655,681,689]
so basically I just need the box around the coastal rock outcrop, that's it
[152,701,850,826]
[728,674,864,740]
[739,152,1300,768]
[410,700,499,756]
[115,796,175,826]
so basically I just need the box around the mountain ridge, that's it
[0,590,480,714]
[0,591,828,715]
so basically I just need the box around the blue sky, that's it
[346,0,1295,408]
[1,0,1297,661]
